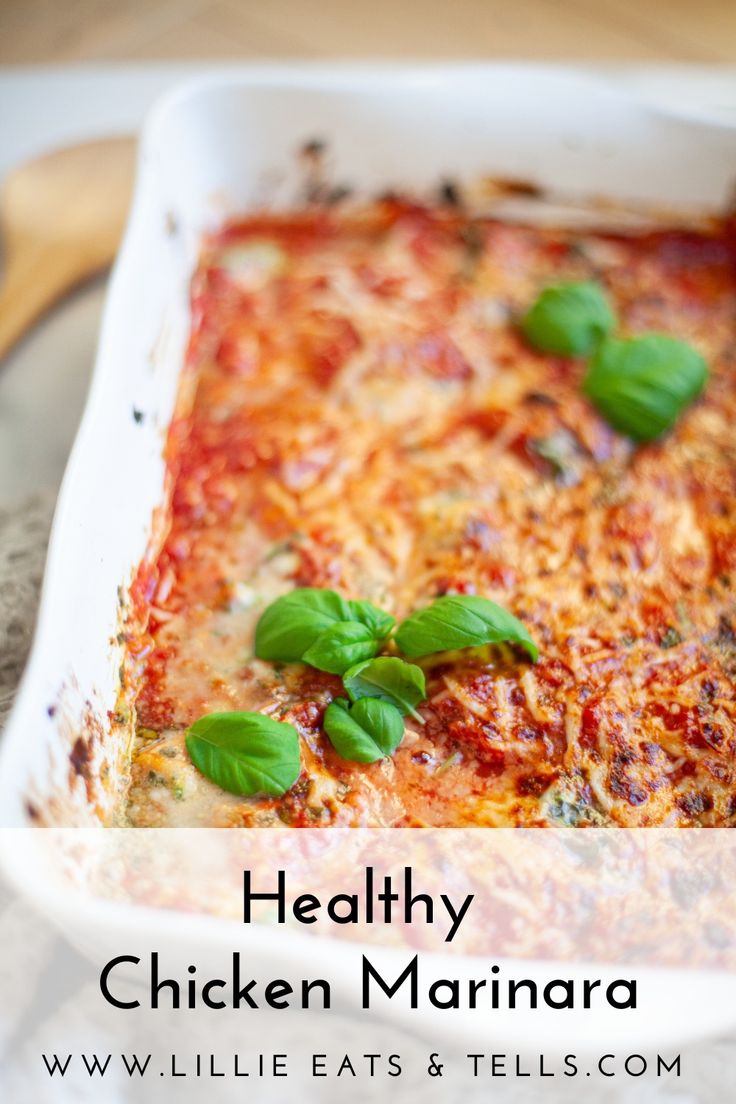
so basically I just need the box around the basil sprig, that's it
[343,656,427,723]
[323,697,405,763]
[347,599,395,638]
[522,281,616,357]
[394,594,538,661]
[187,586,542,790]
[255,587,393,663]
[302,620,380,675]
[583,334,708,442]
[255,588,352,662]
[520,279,708,441]
[185,712,300,797]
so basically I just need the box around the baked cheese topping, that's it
[126,200,736,827]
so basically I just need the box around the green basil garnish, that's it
[343,656,427,723]
[583,334,708,442]
[522,281,616,357]
[394,594,538,661]
[255,587,353,662]
[185,712,300,797]
[254,587,394,663]
[348,599,396,639]
[323,696,405,763]
[302,620,380,675]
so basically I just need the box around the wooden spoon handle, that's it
[0,136,136,360]
[0,246,93,361]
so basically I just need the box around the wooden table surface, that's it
[1,0,735,64]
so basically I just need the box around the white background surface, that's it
[1,63,735,508]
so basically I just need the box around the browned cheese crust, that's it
[125,201,736,827]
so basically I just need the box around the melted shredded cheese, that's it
[126,200,736,827]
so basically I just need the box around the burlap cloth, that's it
[0,494,54,727]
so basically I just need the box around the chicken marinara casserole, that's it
[124,190,736,828]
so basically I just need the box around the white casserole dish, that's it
[1,65,736,1051]
[4,62,736,829]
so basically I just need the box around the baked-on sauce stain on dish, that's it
[125,199,736,827]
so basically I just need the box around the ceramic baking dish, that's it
[1,66,736,1051]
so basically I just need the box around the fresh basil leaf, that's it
[255,587,353,662]
[323,696,405,763]
[394,594,538,661]
[583,334,708,442]
[186,712,300,797]
[348,599,396,639]
[522,281,616,357]
[343,656,427,723]
[302,620,380,675]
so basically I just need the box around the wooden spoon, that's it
[0,136,137,361]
